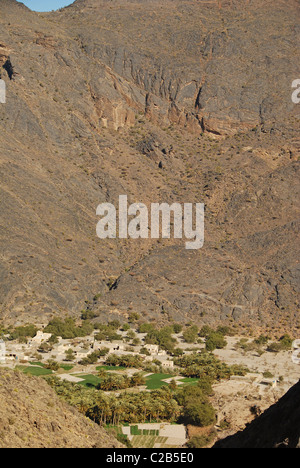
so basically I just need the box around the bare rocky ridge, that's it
[0,367,122,448]
[0,0,299,331]
[213,379,300,448]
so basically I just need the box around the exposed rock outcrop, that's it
[213,380,300,448]
[0,43,10,68]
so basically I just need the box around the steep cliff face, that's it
[213,380,300,448]
[0,0,299,329]
[61,0,300,136]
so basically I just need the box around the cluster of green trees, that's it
[138,327,180,357]
[44,317,94,339]
[198,325,231,351]
[46,377,181,426]
[174,352,248,380]
[41,317,128,342]
[7,324,38,343]
[235,334,294,355]
[94,326,122,342]
[95,320,122,336]
[44,359,61,371]
[138,323,231,350]
[4,316,235,354]
[177,384,216,427]
[46,375,218,430]
[144,326,177,353]
[79,348,109,365]
[267,334,294,353]
[182,325,199,344]
[138,322,191,355]
[205,333,227,352]
[105,354,144,369]
[138,322,182,335]
[235,336,267,355]
[99,372,146,391]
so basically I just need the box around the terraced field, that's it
[131,435,168,448]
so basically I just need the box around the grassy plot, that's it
[17,366,53,376]
[29,362,74,371]
[59,364,74,371]
[145,374,173,390]
[178,377,200,386]
[74,374,101,388]
[29,361,45,367]
[96,365,127,371]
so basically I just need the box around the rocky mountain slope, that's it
[0,368,122,448]
[213,379,300,448]
[0,0,299,331]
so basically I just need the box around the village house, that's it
[75,349,93,361]
[30,331,52,345]
[56,342,73,353]
[161,360,174,369]
[144,344,159,355]
[93,340,125,354]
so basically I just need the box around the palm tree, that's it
[94,393,110,425]
[98,368,108,379]
[110,396,119,426]
[131,372,146,387]
[114,401,125,426]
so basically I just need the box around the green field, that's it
[29,361,45,367]
[145,373,173,390]
[74,374,101,388]
[131,435,168,448]
[96,365,127,371]
[130,425,159,436]
[29,361,73,372]
[17,365,53,376]
[59,364,74,371]
[178,377,200,386]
